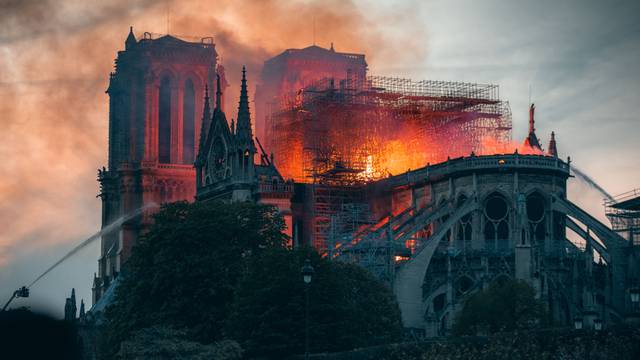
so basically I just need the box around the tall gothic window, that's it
[183,79,196,164]
[526,192,546,244]
[484,193,510,251]
[456,194,472,249]
[159,77,172,163]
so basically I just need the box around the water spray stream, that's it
[27,203,159,288]
[570,165,614,202]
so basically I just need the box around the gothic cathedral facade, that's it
[94,29,223,302]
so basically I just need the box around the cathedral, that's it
[84,29,640,340]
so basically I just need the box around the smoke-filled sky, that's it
[1,0,638,316]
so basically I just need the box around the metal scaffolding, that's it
[267,74,512,183]
[268,74,512,253]
[605,188,640,245]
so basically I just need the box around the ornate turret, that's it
[208,74,230,144]
[215,73,222,111]
[547,131,558,157]
[523,103,542,151]
[234,67,256,184]
[79,299,85,319]
[125,26,137,50]
[64,288,77,322]
[197,85,211,161]
[195,65,279,202]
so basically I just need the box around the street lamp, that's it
[593,318,602,331]
[301,259,314,360]
[630,287,640,305]
[302,259,314,285]
[574,316,583,330]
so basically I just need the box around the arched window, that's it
[158,76,172,163]
[552,210,565,243]
[437,198,451,243]
[433,293,446,313]
[483,193,510,251]
[455,275,474,297]
[182,79,196,164]
[456,195,472,248]
[526,193,546,243]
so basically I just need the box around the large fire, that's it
[268,101,512,183]
[479,136,545,156]
[259,50,514,184]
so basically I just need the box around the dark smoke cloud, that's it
[0,0,161,44]
[0,0,427,313]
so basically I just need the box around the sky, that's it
[0,0,638,317]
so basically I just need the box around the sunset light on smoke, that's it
[0,0,425,268]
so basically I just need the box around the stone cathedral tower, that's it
[93,29,221,302]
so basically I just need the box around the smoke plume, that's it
[0,0,427,308]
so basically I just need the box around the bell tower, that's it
[94,29,220,302]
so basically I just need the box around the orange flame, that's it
[478,136,546,156]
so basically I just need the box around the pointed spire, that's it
[236,66,254,147]
[197,85,212,156]
[215,74,222,110]
[241,65,247,97]
[125,26,137,50]
[547,131,558,157]
[79,300,85,318]
[529,103,536,134]
[203,84,211,123]
[523,103,542,151]
[64,288,77,322]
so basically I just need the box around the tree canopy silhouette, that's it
[225,247,403,357]
[104,200,288,356]
[103,200,402,358]
[453,278,546,336]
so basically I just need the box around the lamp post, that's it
[624,287,640,324]
[574,316,583,330]
[630,287,640,308]
[593,318,602,331]
[301,259,314,360]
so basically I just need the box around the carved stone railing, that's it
[258,182,293,194]
[113,162,195,172]
[380,154,570,188]
[156,163,195,171]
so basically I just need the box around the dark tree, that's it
[0,308,81,359]
[225,247,404,357]
[117,326,242,359]
[104,201,288,357]
[453,278,546,336]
